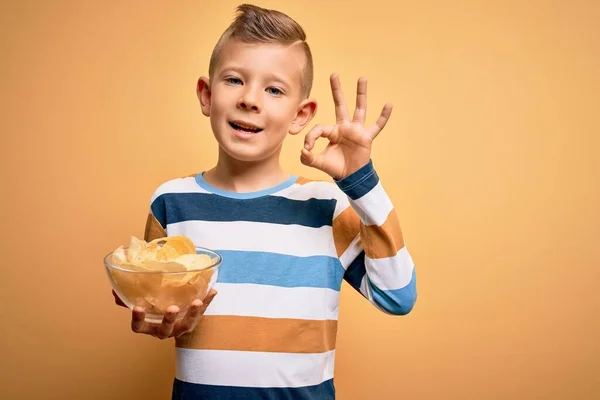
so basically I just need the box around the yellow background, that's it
[1,0,598,399]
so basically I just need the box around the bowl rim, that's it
[103,245,222,274]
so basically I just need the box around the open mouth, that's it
[229,121,264,134]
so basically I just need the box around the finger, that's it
[201,289,218,310]
[368,103,393,138]
[131,306,150,334]
[352,77,368,124]
[304,125,335,150]
[174,299,203,337]
[155,306,180,339]
[330,73,350,123]
[300,147,325,171]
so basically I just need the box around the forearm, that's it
[336,161,417,315]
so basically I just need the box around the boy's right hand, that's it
[112,289,217,339]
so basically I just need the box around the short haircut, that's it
[208,4,314,98]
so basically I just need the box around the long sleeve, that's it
[332,160,417,315]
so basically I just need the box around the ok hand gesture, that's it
[301,73,393,180]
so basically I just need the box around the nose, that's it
[237,86,261,112]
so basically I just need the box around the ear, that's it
[197,77,211,116]
[289,98,317,135]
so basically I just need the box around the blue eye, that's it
[226,77,242,85]
[266,87,282,96]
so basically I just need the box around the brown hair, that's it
[208,4,313,98]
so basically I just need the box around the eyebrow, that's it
[219,66,292,89]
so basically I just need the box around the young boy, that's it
[114,3,417,399]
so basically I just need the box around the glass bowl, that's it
[104,246,222,323]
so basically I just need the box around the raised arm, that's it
[333,161,416,315]
[301,73,417,314]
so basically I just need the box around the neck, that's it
[203,147,290,193]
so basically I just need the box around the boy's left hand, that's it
[301,73,393,180]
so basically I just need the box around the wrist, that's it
[341,160,371,180]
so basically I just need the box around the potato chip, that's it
[174,254,214,271]
[157,243,180,261]
[126,236,147,262]
[118,262,152,272]
[150,235,196,255]
[112,246,127,265]
[134,247,158,264]
[144,260,187,273]
[161,268,213,288]
[111,235,216,273]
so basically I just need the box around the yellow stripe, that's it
[295,176,312,185]
[332,206,360,257]
[144,213,167,242]
[295,176,331,185]
[176,315,338,353]
[361,208,405,259]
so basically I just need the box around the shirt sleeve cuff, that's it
[334,160,379,200]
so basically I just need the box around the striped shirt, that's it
[144,160,417,400]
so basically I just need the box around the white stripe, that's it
[349,181,394,226]
[275,181,333,201]
[275,181,348,219]
[365,247,414,290]
[338,235,362,269]
[332,194,351,219]
[167,220,336,258]
[176,348,335,388]
[205,283,340,320]
[359,274,371,300]
[151,177,208,203]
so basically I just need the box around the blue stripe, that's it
[343,251,366,292]
[334,160,379,200]
[172,378,335,400]
[369,268,417,315]
[151,193,335,228]
[217,250,345,291]
[344,252,417,315]
[151,194,168,228]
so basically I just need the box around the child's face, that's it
[198,40,316,163]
